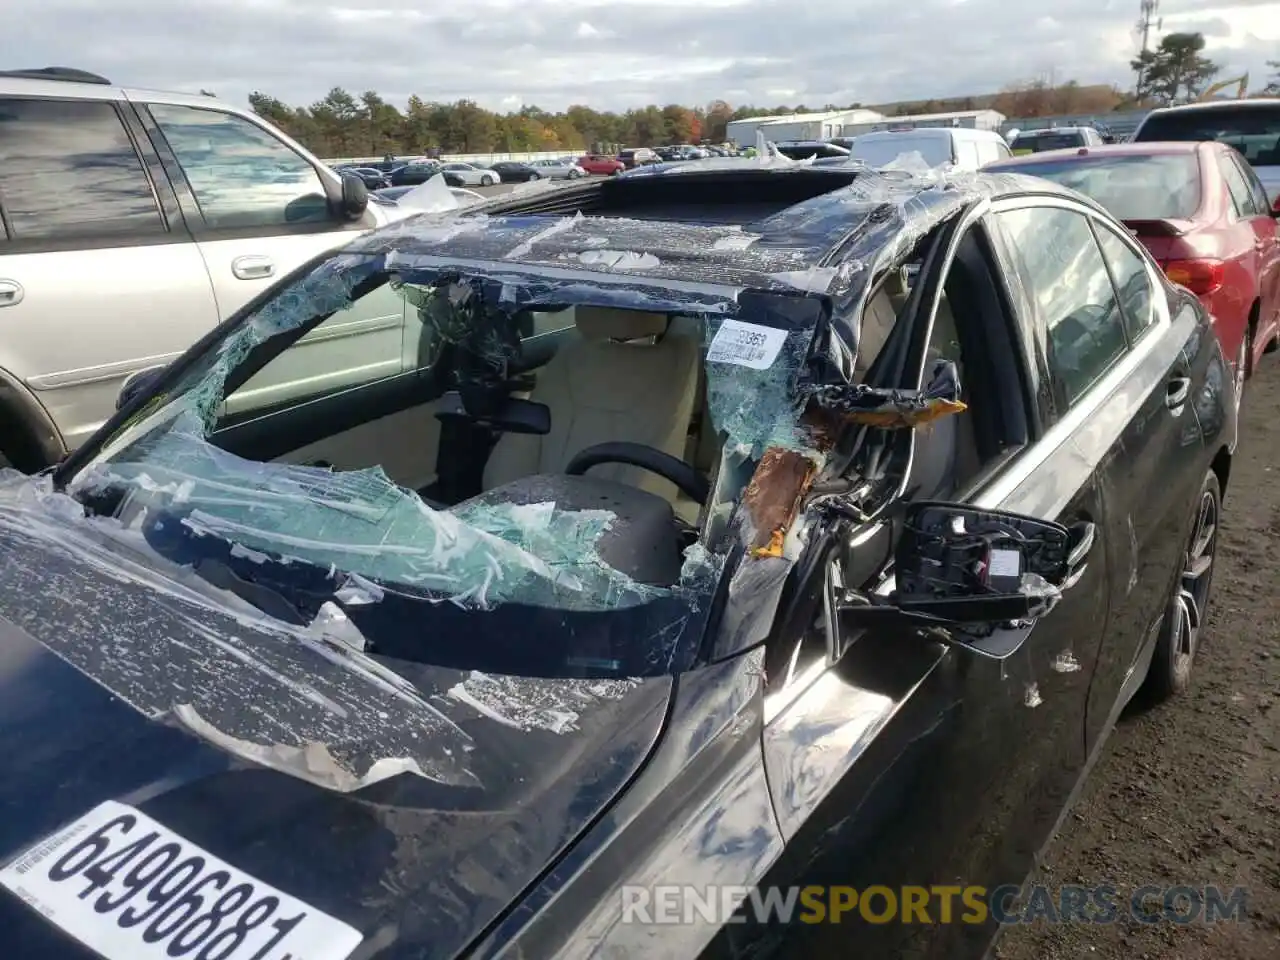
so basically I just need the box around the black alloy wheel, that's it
[1146,470,1221,700]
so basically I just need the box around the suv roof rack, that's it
[0,67,112,85]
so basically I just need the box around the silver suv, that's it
[0,67,406,470]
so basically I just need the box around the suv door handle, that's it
[0,280,24,307]
[1165,374,1192,410]
[1063,521,1096,590]
[231,256,275,280]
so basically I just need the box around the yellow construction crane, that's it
[1198,74,1249,101]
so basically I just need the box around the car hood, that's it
[0,486,673,960]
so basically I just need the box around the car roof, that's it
[345,167,1082,296]
[857,129,951,137]
[1146,98,1280,116]
[986,141,1206,166]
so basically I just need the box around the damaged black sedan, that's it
[0,161,1235,960]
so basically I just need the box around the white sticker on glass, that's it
[706,320,788,370]
[0,800,362,960]
[988,548,1021,578]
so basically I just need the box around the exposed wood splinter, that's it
[742,448,818,558]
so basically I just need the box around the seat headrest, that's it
[881,267,909,299]
[575,306,669,342]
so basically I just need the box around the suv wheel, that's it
[480,174,495,186]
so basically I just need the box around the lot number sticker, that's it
[0,800,363,960]
[706,320,788,370]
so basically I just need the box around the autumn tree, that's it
[1132,32,1219,105]
[661,104,701,143]
[993,79,1054,118]
[703,100,734,142]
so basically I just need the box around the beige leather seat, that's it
[856,267,911,378]
[482,306,702,505]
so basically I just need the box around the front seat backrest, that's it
[482,306,702,502]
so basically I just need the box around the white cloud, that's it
[11,0,1280,112]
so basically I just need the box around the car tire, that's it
[569,169,581,179]
[480,174,496,187]
[1144,469,1221,701]
[528,172,540,180]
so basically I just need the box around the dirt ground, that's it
[994,361,1280,959]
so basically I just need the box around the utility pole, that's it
[1134,0,1161,97]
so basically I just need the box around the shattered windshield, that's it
[56,176,975,679]
[60,247,834,677]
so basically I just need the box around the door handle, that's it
[1063,521,1095,590]
[0,280,24,307]
[1165,374,1192,410]
[231,255,275,280]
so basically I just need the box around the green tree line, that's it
[248,90,834,158]
[245,33,1276,158]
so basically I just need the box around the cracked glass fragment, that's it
[702,317,813,458]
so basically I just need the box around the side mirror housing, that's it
[117,366,166,411]
[892,501,1072,624]
[325,171,371,221]
[337,171,369,221]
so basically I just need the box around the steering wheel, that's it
[564,442,710,505]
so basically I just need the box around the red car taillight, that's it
[1164,259,1225,296]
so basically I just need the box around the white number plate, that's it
[0,801,362,960]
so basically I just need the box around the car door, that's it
[992,200,1193,749]
[735,210,1112,960]
[1218,147,1278,344]
[1227,147,1280,345]
[0,95,218,453]
[137,101,405,409]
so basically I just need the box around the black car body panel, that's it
[0,505,673,960]
[0,166,1236,960]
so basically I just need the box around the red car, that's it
[987,142,1280,399]
[577,154,625,176]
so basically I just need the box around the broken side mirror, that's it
[892,500,1071,627]
[808,357,964,429]
[836,502,1092,659]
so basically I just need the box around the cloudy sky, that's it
[13,0,1280,112]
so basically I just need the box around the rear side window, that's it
[1093,224,1156,342]
[1219,153,1262,217]
[149,104,330,230]
[0,98,165,242]
[994,206,1129,405]
[1223,150,1271,216]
